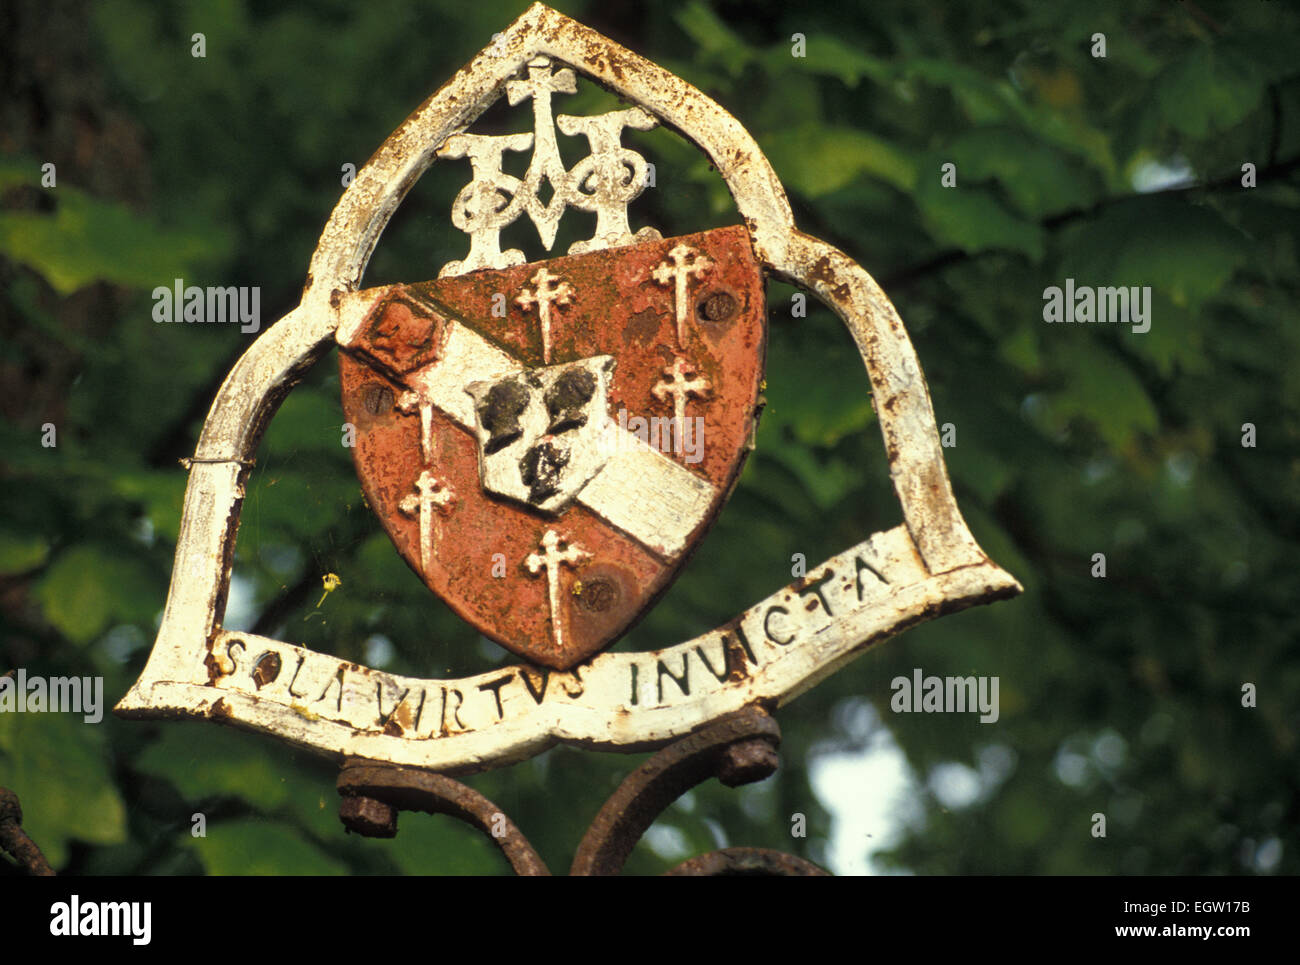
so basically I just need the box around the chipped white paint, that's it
[559,107,661,255]
[578,428,714,557]
[368,314,716,552]
[514,267,573,364]
[398,470,456,576]
[438,55,658,276]
[117,4,1021,772]
[464,355,615,514]
[129,525,1016,772]
[438,131,535,277]
[652,356,711,438]
[652,243,712,347]
[525,529,591,652]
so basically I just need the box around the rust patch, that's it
[203,648,223,686]
[624,306,662,343]
[576,576,618,613]
[339,226,766,670]
[252,652,281,690]
[698,288,738,324]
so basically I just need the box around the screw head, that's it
[340,795,398,837]
[717,738,779,786]
[698,290,738,323]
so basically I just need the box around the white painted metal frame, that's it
[116,3,1021,773]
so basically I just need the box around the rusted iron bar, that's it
[568,704,781,876]
[336,705,825,876]
[337,759,551,876]
[664,847,828,876]
[0,787,55,876]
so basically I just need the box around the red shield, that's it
[338,225,765,669]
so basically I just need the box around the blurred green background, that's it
[2,0,1297,875]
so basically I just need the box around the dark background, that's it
[1,0,1297,875]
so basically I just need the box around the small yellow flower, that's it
[316,573,342,607]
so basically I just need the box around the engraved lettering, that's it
[561,668,584,699]
[315,665,346,713]
[629,663,639,705]
[796,569,836,618]
[287,654,309,698]
[656,655,690,702]
[441,686,466,733]
[855,555,889,598]
[412,688,427,732]
[478,674,512,720]
[695,642,730,682]
[520,668,549,705]
[728,624,758,665]
[376,680,411,727]
[764,605,796,645]
[225,638,245,676]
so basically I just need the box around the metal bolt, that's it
[577,577,617,612]
[698,290,738,323]
[361,382,395,416]
[340,795,398,837]
[717,738,779,786]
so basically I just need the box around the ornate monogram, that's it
[437,56,660,278]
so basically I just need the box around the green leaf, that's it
[762,445,859,510]
[112,471,187,544]
[136,722,340,841]
[946,127,1096,217]
[187,819,347,875]
[368,806,508,875]
[674,2,753,77]
[0,179,221,295]
[761,335,876,447]
[0,712,127,868]
[914,177,1045,260]
[1061,198,1248,306]
[898,60,1115,178]
[33,544,160,645]
[1155,44,1264,139]
[763,124,916,197]
[769,34,892,88]
[1043,343,1160,450]
[0,531,49,574]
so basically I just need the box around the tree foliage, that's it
[1,0,1297,875]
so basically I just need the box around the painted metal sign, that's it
[338,226,764,669]
[117,3,1021,775]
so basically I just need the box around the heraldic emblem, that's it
[118,5,1021,802]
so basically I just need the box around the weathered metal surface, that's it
[136,524,1014,773]
[334,708,825,875]
[338,226,765,669]
[438,56,660,275]
[569,705,780,876]
[337,758,550,875]
[664,848,829,876]
[0,787,55,876]
[117,3,1022,774]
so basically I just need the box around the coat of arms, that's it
[117,4,1020,871]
